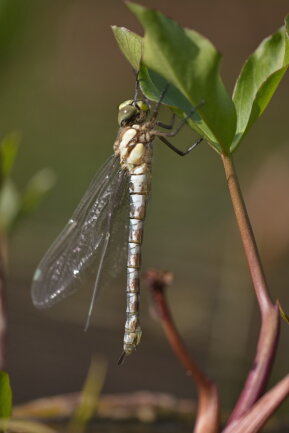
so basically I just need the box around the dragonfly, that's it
[31,80,202,364]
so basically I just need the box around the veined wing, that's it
[32,154,128,309]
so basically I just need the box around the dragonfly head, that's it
[118,99,150,126]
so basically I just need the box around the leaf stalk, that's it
[221,153,280,422]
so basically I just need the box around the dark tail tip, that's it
[117,351,127,366]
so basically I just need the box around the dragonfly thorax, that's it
[114,123,154,174]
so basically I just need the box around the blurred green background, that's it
[1,0,289,420]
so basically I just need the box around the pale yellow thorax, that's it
[115,124,153,174]
[127,142,145,165]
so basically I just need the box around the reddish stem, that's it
[221,153,280,423]
[145,270,220,433]
[222,374,289,433]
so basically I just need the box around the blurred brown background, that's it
[2,0,289,423]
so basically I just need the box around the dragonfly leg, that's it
[156,113,176,130]
[133,70,152,109]
[158,135,203,156]
[133,71,140,103]
[151,84,170,120]
[155,108,197,138]
[154,100,204,138]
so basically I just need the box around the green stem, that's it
[221,153,280,423]
[0,233,7,369]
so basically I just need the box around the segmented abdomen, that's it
[123,168,151,355]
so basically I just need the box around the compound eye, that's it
[118,99,134,110]
[118,104,138,126]
[136,101,149,112]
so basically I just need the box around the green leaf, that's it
[0,169,56,234]
[125,2,237,152]
[15,168,56,223]
[0,371,12,418]
[277,300,289,325]
[111,27,192,114]
[112,26,224,149]
[139,65,215,144]
[0,133,20,185]
[111,26,142,71]
[112,29,202,131]
[0,179,20,232]
[232,20,289,151]
[286,14,289,34]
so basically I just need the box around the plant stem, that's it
[221,153,272,311]
[0,233,7,369]
[221,153,280,422]
[145,270,220,433]
[222,374,289,433]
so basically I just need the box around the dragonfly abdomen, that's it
[123,168,151,355]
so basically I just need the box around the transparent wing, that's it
[31,154,128,309]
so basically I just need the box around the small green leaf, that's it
[111,26,142,71]
[15,168,56,222]
[0,371,12,418]
[277,300,289,325]
[285,14,289,36]
[0,133,20,184]
[0,169,55,234]
[0,168,56,234]
[0,179,20,232]
[232,21,289,151]
[125,2,237,152]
